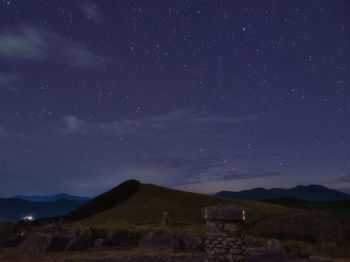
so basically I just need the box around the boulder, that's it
[0,231,26,248]
[94,238,106,247]
[284,243,309,259]
[65,237,91,251]
[79,226,93,242]
[37,224,81,252]
[106,231,117,246]
[18,232,52,252]
[264,239,286,257]
[17,224,93,252]
[118,233,140,247]
[168,228,203,251]
[39,224,76,236]
[139,232,182,251]
[48,234,75,252]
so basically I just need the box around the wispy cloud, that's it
[0,28,44,60]
[49,110,269,187]
[340,155,350,162]
[0,73,20,91]
[340,173,350,183]
[61,115,86,134]
[0,126,9,139]
[78,1,103,24]
[4,110,272,191]
[0,27,110,67]
[136,156,280,186]
[58,110,256,137]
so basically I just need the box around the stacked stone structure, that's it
[201,205,249,262]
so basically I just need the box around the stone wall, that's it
[202,205,249,262]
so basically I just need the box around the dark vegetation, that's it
[64,179,141,221]
[248,198,350,257]
[261,198,350,218]
[0,222,14,238]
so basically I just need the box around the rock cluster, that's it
[0,231,26,248]
[139,228,203,252]
[17,224,93,252]
[204,220,247,262]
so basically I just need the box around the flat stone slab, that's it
[201,204,250,221]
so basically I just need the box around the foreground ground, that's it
[0,247,348,262]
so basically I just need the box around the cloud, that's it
[340,155,350,162]
[0,27,110,67]
[0,126,9,139]
[340,173,350,183]
[50,110,270,187]
[120,156,281,187]
[0,28,44,60]
[58,110,256,137]
[209,169,280,182]
[62,115,86,133]
[78,1,103,24]
[0,74,20,91]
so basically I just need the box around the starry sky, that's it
[0,0,350,197]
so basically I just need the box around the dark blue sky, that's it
[0,0,349,196]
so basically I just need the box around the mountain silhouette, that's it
[215,185,350,201]
[14,193,90,202]
[0,198,86,222]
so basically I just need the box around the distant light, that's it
[23,216,34,221]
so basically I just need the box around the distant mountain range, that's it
[0,198,86,222]
[14,193,91,202]
[215,185,350,201]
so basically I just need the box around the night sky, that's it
[1,0,350,197]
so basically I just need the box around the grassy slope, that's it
[261,198,350,219]
[65,179,140,221]
[77,183,290,228]
[249,198,350,258]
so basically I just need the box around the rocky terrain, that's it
[0,224,338,262]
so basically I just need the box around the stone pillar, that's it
[161,211,172,226]
[201,205,249,262]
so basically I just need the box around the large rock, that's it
[168,228,203,251]
[17,224,93,252]
[36,224,79,251]
[65,237,91,251]
[139,229,203,252]
[60,226,93,251]
[0,231,26,248]
[118,233,140,247]
[79,226,93,242]
[18,232,53,252]
[39,224,76,236]
[94,238,106,247]
[284,243,309,259]
[264,239,286,257]
[106,231,117,246]
[48,234,75,252]
[139,232,182,251]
